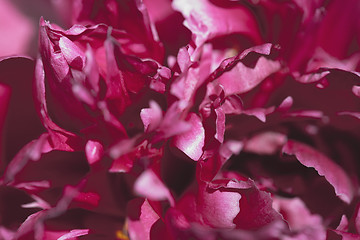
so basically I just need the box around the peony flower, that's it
[1,0,360,239]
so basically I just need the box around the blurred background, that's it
[0,0,71,57]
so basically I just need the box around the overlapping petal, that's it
[1,0,360,239]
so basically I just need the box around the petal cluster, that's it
[1,0,360,239]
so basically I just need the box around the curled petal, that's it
[59,36,86,70]
[34,58,81,151]
[216,56,281,96]
[282,140,354,204]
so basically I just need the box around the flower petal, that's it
[282,140,354,204]
[172,113,205,161]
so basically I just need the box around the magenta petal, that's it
[14,211,46,239]
[1,134,50,184]
[72,0,164,61]
[0,83,10,166]
[282,140,354,204]
[197,141,243,183]
[127,198,161,240]
[0,57,45,170]
[231,180,283,230]
[172,113,205,161]
[33,58,80,151]
[180,177,283,230]
[273,197,326,239]
[216,56,281,96]
[199,180,242,228]
[330,231,360,240]
[353,203,360,234]
[0,84,10,129]
[39,21,70,83]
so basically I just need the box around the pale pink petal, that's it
[57,229,90,240]
[172,0,261,47]
[134,169,174,206]
[0,0,34,57]
[283,110,324,119]
[277,96,293,112]
[244,132,287,155]
[352,85,360,98]
[127,198,161,240]
[241,107,275,123]
[85,140,103,165]
[214,107,225,143]
[0,227,14,240]
[21,195,51,210]
[140,101,163,132]
[337,215,349,232]
[59,36,86,70]
[14,181,50,192]
[172,113,205,161]
[273,197,326,240]
[155,102,191,140]
[216,56,281,95]
[199,180,242,228]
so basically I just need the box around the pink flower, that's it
[1,0,360,239]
